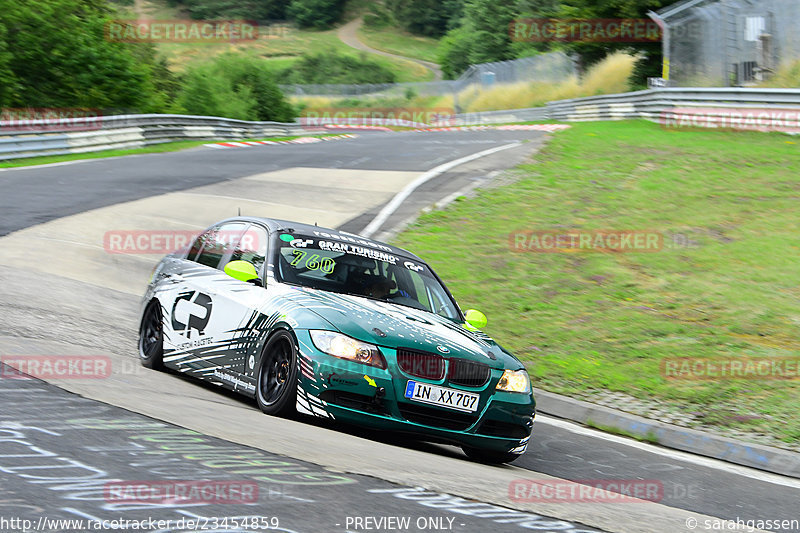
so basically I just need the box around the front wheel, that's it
[462,446,521,465]
[139,301,164,370]
[256,331,298,416]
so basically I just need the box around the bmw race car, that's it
[139,217,535,463]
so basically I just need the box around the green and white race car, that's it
[139,217,535,464]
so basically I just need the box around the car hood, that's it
[284,287,520,370]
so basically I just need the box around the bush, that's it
[178,54,294,121]
[0,0,167,110]
[279,52,397,84]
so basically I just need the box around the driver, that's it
[363,278,396,299]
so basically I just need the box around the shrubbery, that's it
[0,0,169,110]
[178,54,295,121]
[279,52,397,84]
[0,0,294,121]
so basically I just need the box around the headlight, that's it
[309,330,386,369]
[496,369,531,394]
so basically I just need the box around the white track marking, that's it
[536,414,800,489]
[361,142,521,238]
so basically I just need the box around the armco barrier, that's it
[546,87,800,125]
[0,114,311,161]
[4,88,800,161]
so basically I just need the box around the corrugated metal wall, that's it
[661,0,800,86]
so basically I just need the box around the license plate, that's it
[404,380,480,413]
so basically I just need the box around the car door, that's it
[163,221,247,373]
[188,222,272,388]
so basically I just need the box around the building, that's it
[650,0,800,86]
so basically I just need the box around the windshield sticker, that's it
[290,250,336,274]
[404,261,423,272]
[290,238,313,248]
[318,240,398,265]
[279,233,295,242]
[313,230,394,252]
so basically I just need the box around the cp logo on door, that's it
[171,291,213,337]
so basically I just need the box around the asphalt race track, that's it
[1,129,797,533]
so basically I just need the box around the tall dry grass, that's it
[289,52,639,115]
[758,59,800,88]
[458,51,637,112]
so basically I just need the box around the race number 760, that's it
[290,250,336,274]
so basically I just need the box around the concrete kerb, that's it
[534,389,800,479]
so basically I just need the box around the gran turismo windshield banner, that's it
[274,231,458,319]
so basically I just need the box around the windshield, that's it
[273,233,461,320]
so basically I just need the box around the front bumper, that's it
[295,330,536,454]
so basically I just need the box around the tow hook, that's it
[372,387,386,407]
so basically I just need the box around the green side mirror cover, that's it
[464,309,488,330]
[224,260,259,283]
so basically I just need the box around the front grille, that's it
[479,419,530,439]
[448,358,491,387]
[397,349,445,380]
[398,403,477,431]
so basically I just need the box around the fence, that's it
[280,52,577,98]
[652,0,800,87]
[4,88,800,161]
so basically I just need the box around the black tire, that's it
[462,446,521,465]
[255,331,298,416]
[139,301,164,370]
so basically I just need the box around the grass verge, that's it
[393,120,800,445]
[356,25,441,64]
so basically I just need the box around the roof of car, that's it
[219,216,424,262]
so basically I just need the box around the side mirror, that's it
[224,260,261,285]
[464,309,487,330]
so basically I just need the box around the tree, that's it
[386,0,464,38]
[0,22,18,107]
[437,0,517,78]
[0,0,170,110]
[287,0,346,29]
[173,0,292,21]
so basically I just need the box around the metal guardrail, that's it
[546,87,800,124]
[0,114,311,161]
[3,88,800,161]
